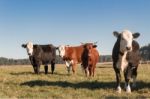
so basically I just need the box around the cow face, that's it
[58,45,65,57]
[113,30,140,53]
[83,43,97,57]
[22,42,33,56]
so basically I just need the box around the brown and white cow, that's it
[81,43,99,77]
[112,30,141,93]
[57,45,84,74]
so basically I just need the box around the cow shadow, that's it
[97,66,112,68]
[103,95,148,99]
[10,71,62,75]
[54,72,72,76]
[10,71,51,75]
[132,81,150,91]
[20,80,114,90]
[20,80,150,90]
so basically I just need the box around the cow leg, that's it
[44,65,48,74]
[51,61,55,74]
[32,65,37,73]
[92,63,96,77]
[36,65,40,74]
[124,64,132,93]
[65,61,71,74]
[72,64,76,74]
[131,66,138,88]
[67,65,71,74]
[85,67,89,77]
[88,65,92,77]
[113,63,121,93]
[92,65,96,77]
[33,65,40,74]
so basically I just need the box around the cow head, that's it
[22,42,33,56]
[57,45,66,58]
[82,43,97,57]
[82,43,97,48]
[113,30,140,53]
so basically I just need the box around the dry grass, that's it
[0,63,150,98]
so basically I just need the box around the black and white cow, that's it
[112,30,141,93]
[22,42,56,74]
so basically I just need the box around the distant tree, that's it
[0,57,30,66]
[0,55,65,66]
[140,43,150,61]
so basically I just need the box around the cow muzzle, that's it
[28,53,32,56]
[126,47,131,51]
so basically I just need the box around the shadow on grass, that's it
[104,96,148,99]
[97,66,112,68]
[10,72,34,75]
[10,71,53,75]
[20,80,150,90]
[133,81,150,91]
[20,80,115,90]
[10,71,69,76]
[54,73,72,76]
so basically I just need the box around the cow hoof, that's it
[116,86,121,93]
[126,90,131,93]
[126,85,131,93]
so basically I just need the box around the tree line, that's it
[140,43,150,61]
[0,56,64,66]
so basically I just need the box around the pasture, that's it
[0,63,150,98]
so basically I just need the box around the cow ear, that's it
[55,47,59,50]
[93,45,97,48]
[113,31,120,38]
[133,33,140,39]
[34,45,38,49]
[22,44,27,48]
[56,47,59,50]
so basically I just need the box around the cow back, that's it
[64,46,84,63]
[126,40,141,66]
[32,44,56,65]
[92,48,99,64]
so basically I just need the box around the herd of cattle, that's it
[22,30,141,93]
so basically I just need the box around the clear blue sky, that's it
[0,0,150,59]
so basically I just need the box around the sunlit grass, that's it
[0,64,150,98]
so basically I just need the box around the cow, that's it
[57,45,84,74]
[112,30,141,93]
[81,43,99,77]
[22,42,56,74]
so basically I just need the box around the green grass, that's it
[0,63,150,98]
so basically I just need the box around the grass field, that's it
[0,63,150,99]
